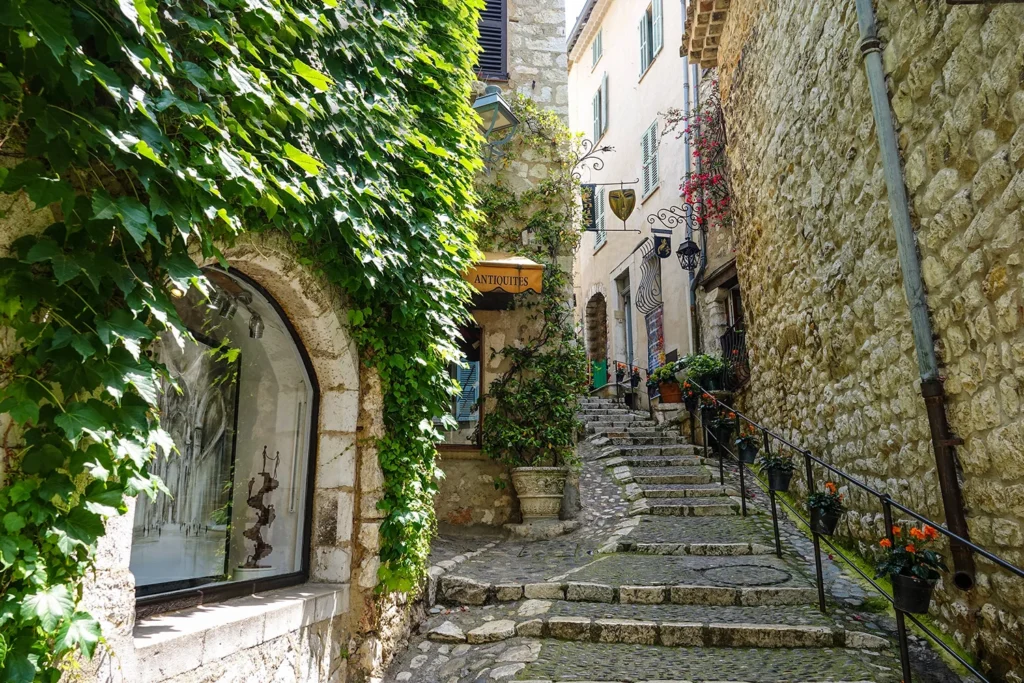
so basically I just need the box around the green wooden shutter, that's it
[593,90,601,141]
[601,73,609,135]
[596,188,607,247]
[641,126,652,196]
[652,0,663,57]
[638,16,648,76]
[648,122,659,189]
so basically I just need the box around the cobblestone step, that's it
[628,497,740,517]
[610,436,685,446]
[635,482,732,496]
[586,420,656,433]
[631,466,714,485]
[623,455,708,467]
[617,540,776,556]
[516,641,901,682]
[625,515,776,548]
[598,444,700,458]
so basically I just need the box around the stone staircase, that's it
[383,396,904,682]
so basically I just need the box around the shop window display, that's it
[131,269,316,598]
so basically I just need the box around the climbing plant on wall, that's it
[0,0,481,678]
[477,97,590,470]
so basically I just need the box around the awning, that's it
[465,253,543,294]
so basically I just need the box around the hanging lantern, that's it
[677,238,701,272]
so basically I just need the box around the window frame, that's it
[591,28,603,69]
[134,266,321,619]
[638,0,663,78]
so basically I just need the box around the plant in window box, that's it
[646,364,682,403]
[875,525,947,613]
[756,451,796,492]
[807,481,845,536]
[682,353,726,391]
[734,424,760,464]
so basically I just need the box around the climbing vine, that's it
[477,97,590,470]
[0,0,482,679]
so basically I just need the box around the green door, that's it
[591,359,608,390]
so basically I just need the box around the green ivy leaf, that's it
[0,537,17,569]
[55,612,102,659]
[283,143,323,176]
[54,402,107,442]
[2,512,26,535]
[25,238,60,264]
[0,395,39,425]
[3,651,39,683]
[21,444,67,475]
[292,59,333,92]
[20,584,73,631]
[51,254,80,285]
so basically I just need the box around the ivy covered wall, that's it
[0,0,483,679]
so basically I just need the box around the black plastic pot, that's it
[683,395,699,413]
[810,507,840,535]
[767,468,793,492]
[738,442,758,464]
[712,424,734,455]
[891,573,934,614]
[701,375,722,391]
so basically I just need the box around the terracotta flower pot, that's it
[767,468,793,492]
[810,507,840,536]
[738,442,758,464]
[891,573,934,614]
[511,467,569,521]
[658,381,683,404]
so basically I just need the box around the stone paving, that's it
[381,397,966,683]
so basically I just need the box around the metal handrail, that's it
[684,379,1023,683]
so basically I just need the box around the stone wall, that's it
[435,448,516,527]
[508,0,568,117]
[712,0,1024,676]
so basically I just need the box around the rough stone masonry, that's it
[712,0,1024,677]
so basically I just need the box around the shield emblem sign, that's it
[608,189,636,222]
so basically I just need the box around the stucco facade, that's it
[569,0,695,391]
[699,0,1024,676]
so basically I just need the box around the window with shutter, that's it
[652,0,663,57]
[593,90,601,142]
[595,188,607,248]
[638,14,649,76]
[641,121,659,198]
[455,361,480,422]
[477,0,507,80]
[601,73,609,135]
[592,28,603,68]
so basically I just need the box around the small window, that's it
[638,0,663,77]
[641,120,660,198]
[477,0,507,79]
[591,28,603,68]
[131,268,317,602]
[440,325,483,447]
[596,188,607,249]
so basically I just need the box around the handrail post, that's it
[763,429,783,558]
[805,451,827,613]
[883,495,914,683]
[700,403,709,462]
[734,411,747,517]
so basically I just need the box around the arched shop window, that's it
[131,268,318,605]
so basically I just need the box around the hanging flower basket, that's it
[767,468,793,492]
[810,507,841,536]
[891,573,935,614]
[738,442,758,464]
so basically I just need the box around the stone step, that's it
[579,409,635,416]
[616,540,776,556]
[636,482,732,496]
[609,436,685,446]
[631,466,713,485]
[602,445,700,458]
[628,497,740,517]
[586,421,656,433]
[514,641,901,682]
[625,515,776,548]
[438,574,819,608]
[623,455,708,468]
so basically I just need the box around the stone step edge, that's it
[441,618,889,651]
[627,500,741,517]
[437,577,819,607]
[615,541,776,556]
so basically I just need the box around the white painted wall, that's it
[569,0,693,377]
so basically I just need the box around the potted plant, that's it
[734,424,759,464]
[707,410,736,456]
[807,481,844,535]
[757,451,796,491]
[875,524,947,614]
[682,354,727,391]
[681,380,700,413]
[647,364,682,403]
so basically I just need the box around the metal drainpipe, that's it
[854,0,975,590]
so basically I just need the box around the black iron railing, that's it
[684,380,1023,683]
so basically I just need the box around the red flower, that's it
[905,544,916,553]
[879,538,892,549]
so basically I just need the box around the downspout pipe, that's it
[689,63,706,354]
[854,0,975,590]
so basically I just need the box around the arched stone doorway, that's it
[585,292,608,389]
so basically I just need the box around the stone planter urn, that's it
[891,573,934,614]
[511,467,569,521]
[810,507,840,536]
